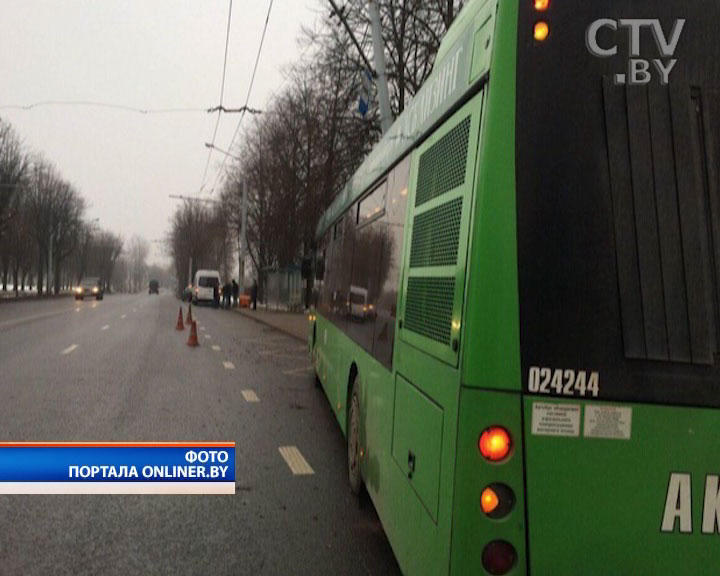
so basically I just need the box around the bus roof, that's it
[315,0,495,238]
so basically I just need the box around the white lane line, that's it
[61,344,78,356]
[278,446,314,476]
[121,314,127,319]
[199,326,206,332]
[204,335,211,340]
[101,325,110,331]
[223,361,235,370]
[133,308,137,312]
[211,345,221,352]
[241,389,260,403]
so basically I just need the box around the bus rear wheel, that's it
[348,380,362,495]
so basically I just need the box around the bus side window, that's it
[347,181,388,353]
[319,230,335,317]
[373,156,411,369]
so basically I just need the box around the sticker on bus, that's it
[531,402,581,437]
[583,405,632,440]
[528,367,600,398]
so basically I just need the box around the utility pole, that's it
[368,0,393,134]
[327,0,394,133]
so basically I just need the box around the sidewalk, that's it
[234,307,310,342]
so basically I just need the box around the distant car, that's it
[148,280,159,294]
[75,277,104,301]
[193,270,221,304]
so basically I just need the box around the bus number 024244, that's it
[528,367,600,398]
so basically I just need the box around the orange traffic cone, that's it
[186,304,193,325]
[187,321,199,347]
[175,307,185,331]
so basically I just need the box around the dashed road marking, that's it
[133,308,137,313]
[199,326,206,332]
[204,334,211,340]
[61,345,78,356]
[121,314,127,319]
[101,325,110,331]
[211,345,221,352]
[278,446,314,476]
[241,389,260,403]
[223,361,235,370]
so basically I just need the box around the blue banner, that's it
[0,444,235,483]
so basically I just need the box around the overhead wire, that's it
[207,0,274,196]
[199,0,235,193]
[0,101,207,114]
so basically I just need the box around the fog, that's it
[0,0,318,264]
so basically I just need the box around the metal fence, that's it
[260,266,305,312]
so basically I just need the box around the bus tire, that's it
[348,379,363,496]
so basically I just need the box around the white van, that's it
[349,285,369,320]
[193,270,221,304]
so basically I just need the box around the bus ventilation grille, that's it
[415,116,471,207]
[410,197,464,268]
[404,277,456,345]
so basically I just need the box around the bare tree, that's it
[0,119,29,240]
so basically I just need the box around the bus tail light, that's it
[482,541,517,575]
[481,484,515,518]
[478,427,512,462]
[534,0,549,11]
[481,487,500,514]
[534,21,550,41]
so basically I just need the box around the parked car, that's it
[148,280,159,294]
[192,270,221,304]
[75,277,104,301]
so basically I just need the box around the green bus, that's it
[309,0,720,573]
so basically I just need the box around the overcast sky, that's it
[0,0,319,264]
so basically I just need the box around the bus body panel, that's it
[461,0,521,393]
[313,313,458,576]
[451,388,527,575]
[524,398,720,574]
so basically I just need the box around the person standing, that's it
[222,280,232,309]
[251,279,258,311]
[212,283,220,309]
[232,279,239,308]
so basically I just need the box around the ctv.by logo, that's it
[586,19,685,85]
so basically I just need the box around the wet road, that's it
[0,293,400,575]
